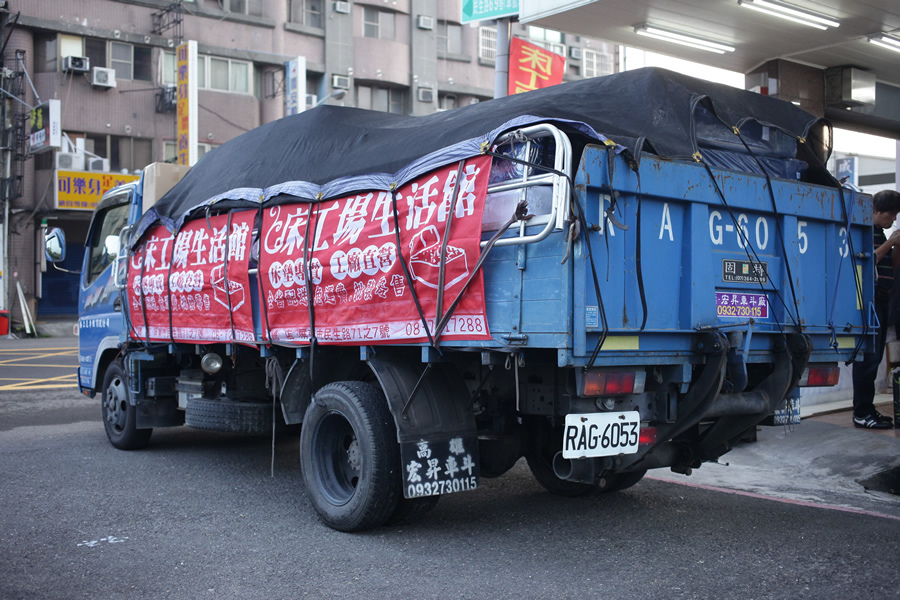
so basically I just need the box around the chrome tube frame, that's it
[482,123,572,248]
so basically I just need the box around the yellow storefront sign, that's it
[56,170,140,211]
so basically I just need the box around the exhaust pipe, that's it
[552,451,596,483]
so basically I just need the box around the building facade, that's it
[1,0,616,326]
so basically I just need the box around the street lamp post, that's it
[314,89,347,107]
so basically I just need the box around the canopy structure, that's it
[134,67,831,243]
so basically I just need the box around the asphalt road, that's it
[1,340,899,599]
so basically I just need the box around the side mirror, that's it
[104,234,121,260]
[44,228,66,262]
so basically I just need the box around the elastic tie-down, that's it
[166,229,177,346]
[223,210,237,344]
[432,160,467,351]
[138,238,151,345]
[304,199,321,393]
[256,203,275,352]
[433,199,531,341]
[730,127,803,333]
[390,188,436,348]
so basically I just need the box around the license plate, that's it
[562,411,641,459]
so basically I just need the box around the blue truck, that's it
[49,69,872,531]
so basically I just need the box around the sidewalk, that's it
[653,394,900,518]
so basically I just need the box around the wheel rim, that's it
[104,375,128,434]
[312,411,361,506]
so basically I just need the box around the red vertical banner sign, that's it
[258,155,493,345]
[128,210,256,343]
[508,37,565,95]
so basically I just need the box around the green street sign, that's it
[461,0,519,24]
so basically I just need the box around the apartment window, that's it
[109,42,152,81]
[357,85,404,114]
[43,34,150,81]
[33,33,57,73]
[527,26,565,56]
[439,94,457,111]
[583,48,614,78]
[478,26,497,60]
[437,21,463,54]
[85,134,152,172]
[84,38,107,74]
[290,0,323,28]
[162,52,248,94]
[164,140,216,162]
[363,7,395,40]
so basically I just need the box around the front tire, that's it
[101,361,152,450]
[299,381,402,532]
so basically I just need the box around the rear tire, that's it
[101,361,152,450]
[597,470,646,493]
[300,381,402,532]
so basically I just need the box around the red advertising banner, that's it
[508,37,565,95]
[259,156,493,345]
[128,211,256,343]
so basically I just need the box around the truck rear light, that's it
[797,364,840,387]
[638,426,656,446]
[581,370,646,396]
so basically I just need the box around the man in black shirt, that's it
[852,189,900,429]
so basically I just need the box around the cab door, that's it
[77,190,134,392]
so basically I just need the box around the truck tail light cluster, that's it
[797,364,840,387]
[580,369,646,396]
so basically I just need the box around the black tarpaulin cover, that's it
[134,67,829,243]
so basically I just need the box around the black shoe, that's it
[853,413,893,429]
[872,410,894,425]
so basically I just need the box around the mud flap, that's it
[366,348,480,499]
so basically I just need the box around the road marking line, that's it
[0,351,77,365]
[0,347,77,352]
[0,363,78,368]
[648,476,900,522]
[0,383,78,390]
[0,374,78,390]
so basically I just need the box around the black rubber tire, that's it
[524,418,595,497]
[386,495,441,526]
[597,469,646,493]
[185,398,274,434]
[101,361,152,450]
[299,381,402,532]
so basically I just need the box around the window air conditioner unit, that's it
[86,157,110,172]
[306,93,318,109]
[569,47,583,60]
[331,75,350,89]
[56,152,85,171]
[91,67,117,88]
[417,15,434,30]
[332,1,350,14]
[417,87,434,103]
[62,56,90,73]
